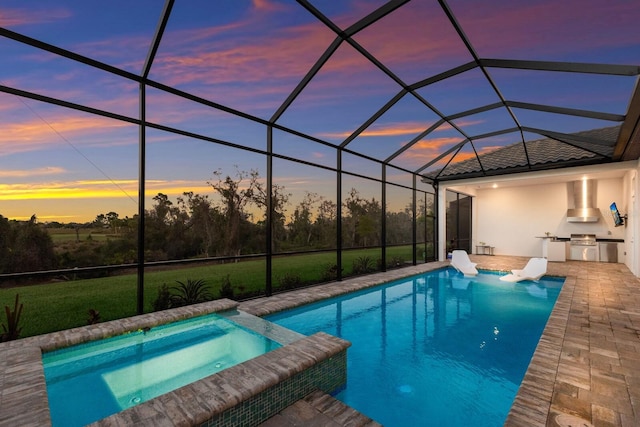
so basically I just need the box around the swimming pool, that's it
[267,268,563,426]
[43,313,282,427]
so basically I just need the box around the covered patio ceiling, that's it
[1,0,639,185]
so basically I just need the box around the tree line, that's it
[1,169,430,276]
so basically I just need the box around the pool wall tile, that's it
[200,348,348,427]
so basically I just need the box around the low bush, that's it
[352,256,376,275]
[278,272,303,290]
[1,294,23,342]
[320,263,341,282]
[87,308,101,325]
[170,279,213,307]
[152,284,172,311]
[218,275,234,299]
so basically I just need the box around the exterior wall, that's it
[474,178,625,258]
[433,163,640,277]
[622,165,639,275]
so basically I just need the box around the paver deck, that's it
[244,256,640,427]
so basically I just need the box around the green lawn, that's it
[0,246,420,339]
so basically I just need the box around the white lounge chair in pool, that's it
[525,284,548,299]
[450,250,478,277]
[499,257,548,283]
[451,276,471,290]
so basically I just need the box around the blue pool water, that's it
[267,268,563,426]
[43,313,281,427]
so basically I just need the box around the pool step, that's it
[258,390,382,427]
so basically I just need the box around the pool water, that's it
[43,313,281,427]
[267,268,563,426]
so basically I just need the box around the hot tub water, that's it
[43,313,281,427]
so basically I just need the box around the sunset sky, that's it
[1,0,638,223]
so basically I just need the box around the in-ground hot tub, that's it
[43,313,282,426]
[0,299,350,427]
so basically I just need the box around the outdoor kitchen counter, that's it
[548,237,624,262]
[552,237,623,242]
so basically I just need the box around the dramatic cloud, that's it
[0,179,137,201]
[318,118,482,141]
[391,136,464,169]
[318,121,433,139]
[0,178,215,202]
[0,114,135,156]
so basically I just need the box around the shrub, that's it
[87,308,101,325]
[1,294,23,342]
[389,256,404,268]
[320,264,341,282]
[352,256,376,275]
[379,256,405,270]
[218,275,234,299]
[170,279,213,307]
[278,272,302,290]
[152,283,172,311]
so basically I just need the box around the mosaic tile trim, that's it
[200,350,347,427]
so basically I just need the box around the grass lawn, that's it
[48,228,111,242]
[0,246,421,339]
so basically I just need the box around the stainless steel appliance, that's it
[566,180,601,223]
[569,234,598,261]
[598,242,618,263]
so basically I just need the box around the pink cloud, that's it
[152,23,333,88]
[392,136,463,169]
[0,7,71,27]
[450,0,640,59]
[148,3,427,110]
[251,0,288,13]
[353,2,470,74]
[0,114,133,156]
[0,166,66,178]
[318,121,433,139]
[317,119,477,141]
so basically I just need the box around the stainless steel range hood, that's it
[566,180,600,222]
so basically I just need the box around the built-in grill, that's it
[569,234,598,261]
[570,234,597,246]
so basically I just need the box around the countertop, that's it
[538,237,623,243]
